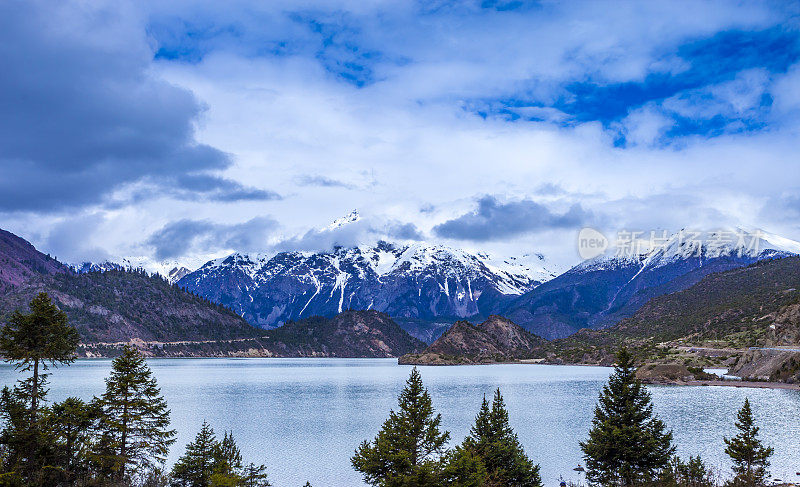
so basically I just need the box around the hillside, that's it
[400,315,545,365]
[85,310,426,358]
[0,229,66,292]
[257,310,425,357]
[548,256,800,366]
[504,230,800,340]
[0,228,260,344]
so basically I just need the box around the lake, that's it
[2,358,799,486]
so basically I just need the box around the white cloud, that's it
[2,0,799,271]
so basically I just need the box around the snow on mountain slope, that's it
[505,228,800,339]
[178,241,560,329]
[71,258,193,284]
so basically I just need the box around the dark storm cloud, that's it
[0,1,274,212]
[433,196,590,241]
[147,217,279,260]
[382,221,425,241]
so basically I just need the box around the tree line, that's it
[352,349,775,487]
[0,293,271,487]
[0,293,776,487]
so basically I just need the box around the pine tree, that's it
[241,462,271,487]
[456,389,541,487]
[171,421,218,487]
[211,430,246,486]
[662,456,716,487]
[580,348,675,486]
[0,384,49,482]
[0,292,79,483]
[214,431,243,476]
[95,345,176,482]
[352,367,450,486]
[439,446,487,487]
[0,292,79,415]
[47,397,99,484]
[723,399,773,487]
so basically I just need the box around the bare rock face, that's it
[636,364,696,384]
[399,315,544,365]
[730,350,800,382]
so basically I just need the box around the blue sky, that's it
[1,0,800,268]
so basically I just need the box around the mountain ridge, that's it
[177,241,561,332]
[503,229,800,339]
[0,228,260,345]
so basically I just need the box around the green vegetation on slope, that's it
[0,269,260,344]
[545,257,800,365]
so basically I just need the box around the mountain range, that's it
[0,227,431,358]
[503,230,800,339]
[549,255,800,375]
[172,227,800,341]
[176,240,561,333]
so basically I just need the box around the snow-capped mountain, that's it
[177,241,561,329]
[505,228,800,339]
[71,259,192,284]
[327,209,361,229]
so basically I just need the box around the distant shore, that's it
[683,379,800,390]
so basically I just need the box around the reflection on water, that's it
[2,359,798,486]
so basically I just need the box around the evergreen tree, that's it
[171,421,218,487]
[439,447,486,487]
[0,292,79,415]
[0,292,79,484]
[47,397,99,484]
[241,463,271,487]
[211,430,247,486]
[214,431,243,477]
[95,345,176,483]
[723,399,773,487]
[580,348,675,486]
[352,367,450,486]
[0,384,52,484]
[456,390,541,487]
[661,456,716,487]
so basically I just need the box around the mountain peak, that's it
[399,316,543,365]
[179,241,557,328]
[327,209,361,230]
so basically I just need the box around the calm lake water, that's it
[2,358,799,486]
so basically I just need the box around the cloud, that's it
[44,214,112,264]
[5,0,800,268]
[381,221,425,241]
[273,216,424,253]
[294,175,355,189]
[147,216,279,260]
[0,1,276,212]
[433,196,591,241]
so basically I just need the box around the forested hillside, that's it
[0,228,259,343]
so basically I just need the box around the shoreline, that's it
[67,356,800,390]
[683,379,800,390]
